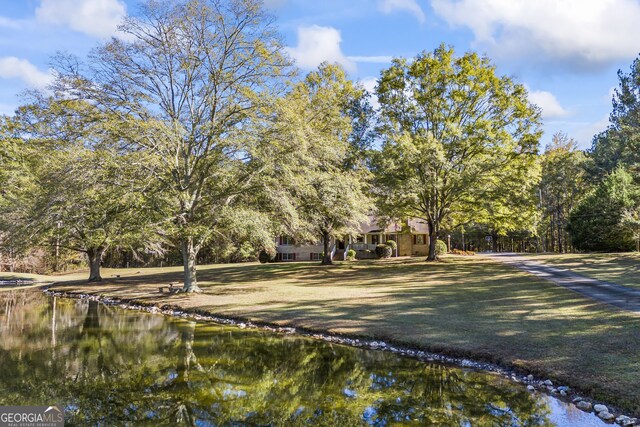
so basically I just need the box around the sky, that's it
[1,0,639,149]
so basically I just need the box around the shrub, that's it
[567,167,637,251]
[258,248,276,263]
[375,244,392,258]
[346,249,356,261]
[362,250,376,259]
[385,240,397,252]
[451,249,475,256]
[435,239,448,256]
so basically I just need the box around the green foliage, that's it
[346,249,356,260]
[568,167,639,251]
[375,244,392,258]
[375,44,541,261]
[274,63,373,264]
[385,240,397,251]
[49,0,294,290]
[205,207,278,263]
[258,248,276,264]
[588,54,640,182]
[622,207,640,251]
[435,240,448,256]
[0,117,37,266]
[0,100,160,280]
[538,133,589,252]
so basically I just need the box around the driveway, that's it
[484,252,640,313]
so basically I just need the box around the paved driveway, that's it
[484,252,640,313]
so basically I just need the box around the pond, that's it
[0,291,609,426]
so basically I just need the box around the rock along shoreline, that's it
[44,288,638,426]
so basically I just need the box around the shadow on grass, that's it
[47,256,640,414]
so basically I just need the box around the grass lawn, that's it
[11,255,640,415]
[525,252,640,289]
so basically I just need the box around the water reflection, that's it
[0,291,607,426]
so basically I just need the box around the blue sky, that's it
[1,0,639,149]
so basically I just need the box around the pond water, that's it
[0,291,609,426]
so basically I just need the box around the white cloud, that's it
[286,25,356,72]
[431,0,640,68]
[347,55,393,64]
[360,77,377,94]
[0,57,53,89]
[35,0,126,38]
[0,102,18,116]
[0,16,22,29]
[574,114,610,148]
[379,0,426,23]
[360,77,380,109]
[527,88,569,119]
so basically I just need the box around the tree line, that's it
[0,0,637,291]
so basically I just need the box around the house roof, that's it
[359,216,430,234]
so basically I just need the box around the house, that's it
[274,217,431,261]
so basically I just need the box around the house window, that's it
[415,234,426,245]
[371,235,380,245]
[386,234,397,242]
[281,253,296,261]
[356,235,364,243]
[310,253,322,261]
[279,236,294,246]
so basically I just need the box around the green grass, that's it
[526,252,640,289]
[26,256,640,415]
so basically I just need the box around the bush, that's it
[258,248,276,263]
[451,248,475,256]
[375,244,392,258]
[568,167,637,251]
[385,240,397,252]
[435,239,448,256]
[346,249,356,261]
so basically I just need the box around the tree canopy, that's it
[538,133,588,253]
[274,63,373,264]
[568,166,638,252]
[374,45,541,260]
[52,0,293,290]
[1,99,156,281]
[588,54,640,181]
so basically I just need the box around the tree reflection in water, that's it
[0,291,588,426]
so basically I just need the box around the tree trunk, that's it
[550,211,556,252]
[87,247,105,282]
[557,206,564,253]
[491,231,498,252]
[427,229,438,261]
[83,300,101,330]
[321,230,332,265]
[181,237,202,293]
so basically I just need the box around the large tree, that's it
[375,45,541,260]
[276,63,373,265]
[538,132,588,252]
[2,100,155,281]
[588,54,640,181]
[54,0,292,291]
[27,146,151,281]
[568,166,638,252]
[0,116,37,271]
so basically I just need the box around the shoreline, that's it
[43,287,638,425]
